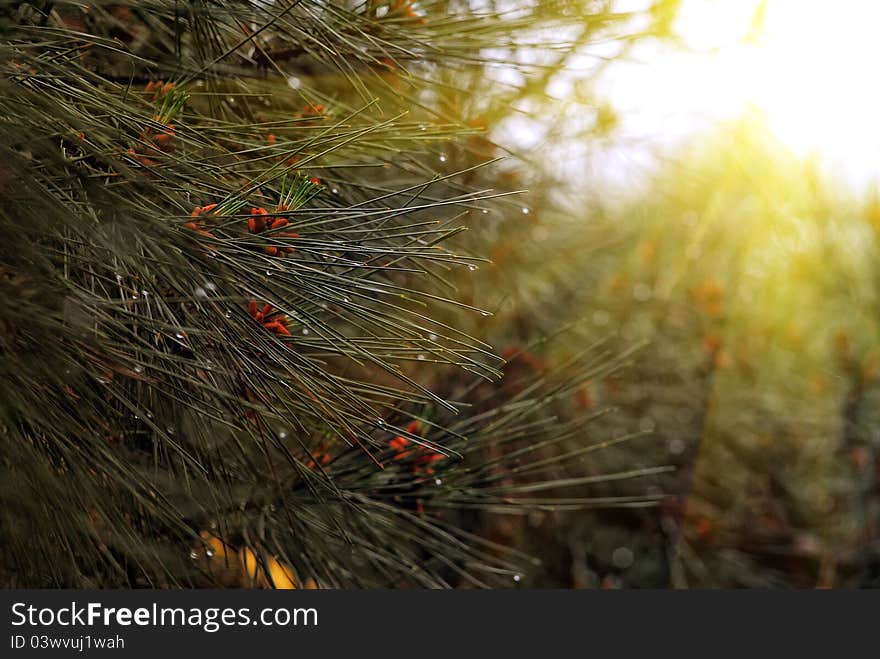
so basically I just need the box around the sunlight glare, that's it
[681,0,880,186]
[598,0,880,190]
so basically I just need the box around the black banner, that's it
[0,589,869,656]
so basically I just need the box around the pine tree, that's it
[0,1,674,588]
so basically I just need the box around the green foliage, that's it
[0,1,673,587]
[519,116,880,587]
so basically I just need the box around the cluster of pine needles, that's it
[0,1,671,588]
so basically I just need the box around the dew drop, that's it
[205,548,215,558]
[439,153,447,162]
[302,328,310,335]
[513,574,521,582]
[331,188,339,194]
[165,427,175,436]
[467,264,477,271]
[189,550,199,560]
[611,546,635,569]
[265,270,272,277]
[481,209,489,214]
[224,310,232,318]
[141,290,149,297]
[278,429,288,439]
[434,478,442,485]
[417,354,425,361]
[205,282,218,292]
[134,365,144,374]
[521,207,530,215]
[429,333,438,341]
[479,311,490,317]
[174,332,185,340]
[287,76,302,89]
[194,287,207,298]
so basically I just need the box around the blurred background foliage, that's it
[424,0,880,587]
[492,117,880,587]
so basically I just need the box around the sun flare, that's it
[685,0,880,181]
[604,0,880,188]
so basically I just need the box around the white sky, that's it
[507,0,880,195]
